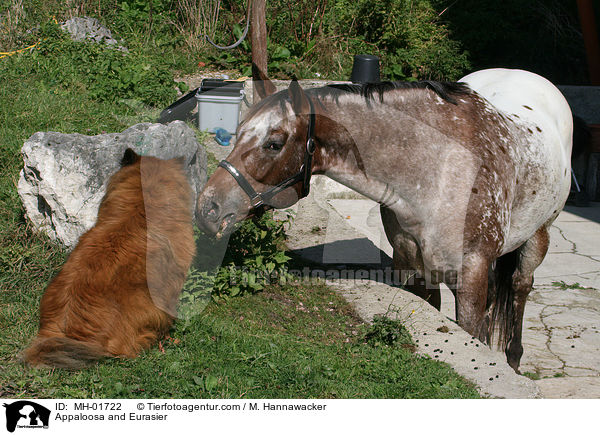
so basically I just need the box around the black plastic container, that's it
[350,54,381,84]
[157,88,199,124]
[199,79,244,97]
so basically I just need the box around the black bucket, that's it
[350,54,381,84]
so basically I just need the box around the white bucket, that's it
[196,92,244,134]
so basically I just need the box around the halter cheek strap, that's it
[218,97,316,209]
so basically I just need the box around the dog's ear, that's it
[121,148,141,166]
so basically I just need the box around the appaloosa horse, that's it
[196,68,572,371]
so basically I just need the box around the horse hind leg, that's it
[488,225,550,372]
[507,226,550,371]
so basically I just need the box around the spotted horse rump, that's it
[196,67,572,372]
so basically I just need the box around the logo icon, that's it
[3,401,50,433]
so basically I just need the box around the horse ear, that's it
[121,148,141,166]
[252,62,277,101]
[288,78,309,114]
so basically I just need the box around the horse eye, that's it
[265,140,284,152]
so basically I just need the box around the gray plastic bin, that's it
[196,80,245,134]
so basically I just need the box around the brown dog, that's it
[23,149,196,369]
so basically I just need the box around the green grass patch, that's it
[1,282,478,399]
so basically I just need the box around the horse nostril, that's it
[204,201,220,222]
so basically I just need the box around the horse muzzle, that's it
[196,190,244,239]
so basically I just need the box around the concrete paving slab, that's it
[555,222,600,257]
[534,377,600,399]
[534,253,600,288]
[547,225,575,253]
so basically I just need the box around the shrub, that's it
[363,315,413,348]
[180,211,292,319]
[207,0,470,81]
[3,20,179,107]
[331,0,470,80]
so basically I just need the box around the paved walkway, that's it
[280,176,600,398]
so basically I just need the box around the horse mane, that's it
[310,80,472,105]
[240,80,472,124]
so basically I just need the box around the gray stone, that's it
[61,17,127,51]
[18,121,206,248]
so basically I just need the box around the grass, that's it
[1,282,478,399]
[0,25,479,400]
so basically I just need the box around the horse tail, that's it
[22,336,108,370]
[486,250,519,350]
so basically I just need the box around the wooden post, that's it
[577,0,600,85]
[251,0,268,102]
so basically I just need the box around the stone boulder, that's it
[18,122,206,248]
[61,17,128,51]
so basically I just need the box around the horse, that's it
[195,68,572,371]
[23,149,196,369]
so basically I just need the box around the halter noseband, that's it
[218,97,316,209]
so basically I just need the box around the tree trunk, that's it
[251,0,268,102]
[577,0,600,85]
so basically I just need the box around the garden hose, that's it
[0,42,39,60]
[202,0,251,50]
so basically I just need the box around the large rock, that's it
[61,17,128,51]
[18,122,206,248]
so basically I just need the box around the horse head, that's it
[196,72,317,238]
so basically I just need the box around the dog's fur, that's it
[23,150,196,369]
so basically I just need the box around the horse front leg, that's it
[456,253,491,343]
[380,206,441,310]
[391,250,441,309]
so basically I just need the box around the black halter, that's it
[218,97,316,209]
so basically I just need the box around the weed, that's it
[363,315,414,349]
[551,280,588,290]
[522,371,541,381]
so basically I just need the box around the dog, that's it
[23,149,195,369]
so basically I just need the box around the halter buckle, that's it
[306,137,315,155]
[250,195,264,208]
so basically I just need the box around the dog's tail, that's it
[22,336,108,370]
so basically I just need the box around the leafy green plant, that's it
[523,371,541,381]
[180,211,293,313]
[363,315,413,348]
[198,0,470,81]
[212,212,292,299]
[341,0,470,81]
